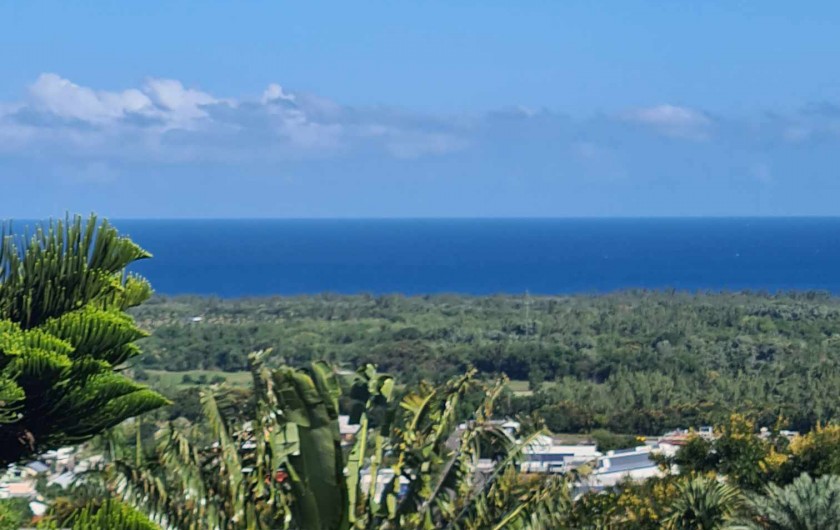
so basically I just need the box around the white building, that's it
[587,445,662,487]
[0,479,37,499]
[521,434,601,474]
[42,446,75,468]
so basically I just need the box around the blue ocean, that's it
[112,218,840,297]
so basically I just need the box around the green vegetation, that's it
[506,379,533,396]
[670,420,840,491]
[142,369,252,389]
[662,475,742,530]
[0,499,32,530]
[741,474,840,530]
[133,291,840,434]
[561,414,840,528]
[104,356,568,530]
[0,215,166,466]
[80,368,840,529]
[589,429,644,452]
[65,500,160,530]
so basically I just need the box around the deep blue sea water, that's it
[110,218,840,297]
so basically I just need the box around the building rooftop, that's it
[1,481,37,498]
[24,461,49,474]
[599,452,656,474]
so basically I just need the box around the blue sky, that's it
[2,1,840,217]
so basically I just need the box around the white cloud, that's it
[627,104,709,127]
[12,74,840,174]
[29,73,155,124]
[24,74,221,132]
[142,78,218,128]
[0,73,473,165]
[623,104,711,139]
[261,83,295,104]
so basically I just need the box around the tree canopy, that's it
[133,290,840,434]
[0,215,167,465]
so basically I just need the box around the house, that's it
[72,455,103,474]
[495,420,521,438]
[0,480,37,499]
[780,429,800,440]
[587,446,662,487]
[48,471,76,489]
[42,447,76,472]
[698,426,714,438]
[659,429,693,447]
[23,461,49,476]
[456,419,521,438]
[521,434,601,474]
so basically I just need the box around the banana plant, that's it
[107,355,573,530]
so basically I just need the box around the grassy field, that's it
[506,379,534,396]
[551,433,598,444]
[144,371,534,398]
[144,369,252,390]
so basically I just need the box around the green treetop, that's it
[0,214,167,466]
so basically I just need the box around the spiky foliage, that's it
[663,475,742,530]
[56,500,160,530]
[108,354,572,530]
[0,215,168,465]
[740,473,840,530]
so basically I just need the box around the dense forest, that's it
[131,290,840,435]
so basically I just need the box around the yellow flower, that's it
[789,423,840,455]
[759,448,788,472]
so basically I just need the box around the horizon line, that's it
[7,214,840,222]
[107,214,840,221]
